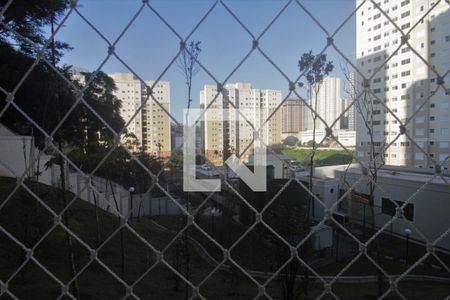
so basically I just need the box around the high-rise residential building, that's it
[200,83,282,162]
[281,99,305,136]
[308,77,342,132]
[341,97,356,131]
[341,71,357,131]
[109,73,171,158]
[356,1,449,167]
[300,77,343,145]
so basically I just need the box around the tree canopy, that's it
[298,51,334,87]
[0,0,70,60]
[0,0,167,190]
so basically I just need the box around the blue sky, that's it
[57,0,357,122]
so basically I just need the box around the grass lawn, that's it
[151,214,278,272]
[282,148,356,166]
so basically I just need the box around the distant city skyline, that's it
[57,0,356,122]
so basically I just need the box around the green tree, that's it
[0,1,128,295]
[0,0,70,60]
[176,40,202,297]
[297,50,333,296]
[298,51,333,217]
[0,1,83,296]
[283,135,299,147]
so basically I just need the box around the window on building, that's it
[382,198,414,221]
[401,23,410,30]
[401,71,410,77]
[401,58,410,65]
[415,128,424,135]
[400,0,410,7]
[415,153,424,160]
[401,47,411,53]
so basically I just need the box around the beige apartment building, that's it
[281,99,305,138]
[356,0,450,168]
[200,83,282,163]
[108,73,171,158]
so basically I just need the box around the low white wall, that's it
[0,134,54,181]
[0,129,181,218]
[65,173,182,218]
[0,135,34,177]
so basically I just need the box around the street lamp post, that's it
[404,228,412,265]
[129,187,135,222]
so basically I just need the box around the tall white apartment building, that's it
[109,73,171,158]
[307,77,342,132]
[356,0,450,168]
[200,83,282,162]
[300,77,347,145]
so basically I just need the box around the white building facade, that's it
[356,0,450,168]
[306,77,342,132]
[298,77,356,147]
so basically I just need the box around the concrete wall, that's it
[0,131,53,181]
[65,173,182,218]
[0,135,34,177]
[334,168,450,251]
[297,174,340,221]
[0,125,181,218]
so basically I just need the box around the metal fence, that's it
[0,0,449,299]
